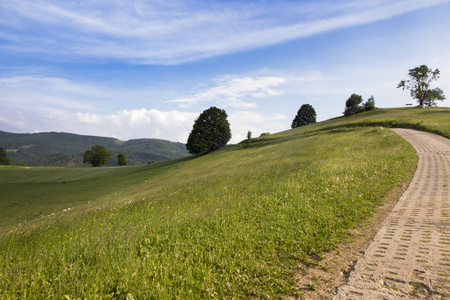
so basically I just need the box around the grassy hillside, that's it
[0,131,189,166]
[0,107,448,299]
[0,160,187,229]
[319,106,450,138]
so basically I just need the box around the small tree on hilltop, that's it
[83,145,112,167]
[291,104,317,128]
[117,153,128,166]
[397,65,445,107]
[0,147,12,165]
[344,93,365,116]
[364,95,376,111]
[186,106,231,155]
[244,130,252,148]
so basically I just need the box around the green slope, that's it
[317,106,450,137]
[0,107,448,299]
[0,160,186,228]
[0,131,190,166]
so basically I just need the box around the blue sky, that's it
[1,0,449,144]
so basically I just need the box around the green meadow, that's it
[0,107,448,299]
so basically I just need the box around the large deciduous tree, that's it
[186,106,231,155]
[291,104,317,128]
[83,145,112,167]
[397,65,445,107]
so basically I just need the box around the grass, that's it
[1,107,448,298]
[0,160,187,229]
[314,106,450,138]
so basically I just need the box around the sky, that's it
[1,0,450,144]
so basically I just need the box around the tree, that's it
[397,65,446,107]
[244,130,252,148]
[83,145,112,167]
[364,95,376,111]
[0,147,12,165]
[291,104,317,128]
[186,106,231,155]
[344,93,365,116]
[117,153,128,166]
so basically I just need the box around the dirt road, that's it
[334,129,450,299]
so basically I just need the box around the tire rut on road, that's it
[334,129,450,299]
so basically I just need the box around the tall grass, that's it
[0,125,417,299]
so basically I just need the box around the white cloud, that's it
[0,75,193,141]
[1,0,448,64]
[0,74,290,143]
[75,109,198,142]
[168,75,286,108]
[75,113,102,124]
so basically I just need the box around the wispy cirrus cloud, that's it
[0,76,99,113]
[1,0,448,64]
[168,75,286,108]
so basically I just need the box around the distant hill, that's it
[0,130,190,166]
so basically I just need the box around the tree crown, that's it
[343,94,376,116]
[186,106,231,155]
[397,64,445,107]
[117,153,128,166]
[344,94,364,116]
[83,145,112,167]
[291,104,317,128]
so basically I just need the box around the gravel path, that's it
[334,129,450,299]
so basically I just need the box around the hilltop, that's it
[0,130,190,166]
[1,107,449,299]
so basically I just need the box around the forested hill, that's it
[0,130,190,166]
